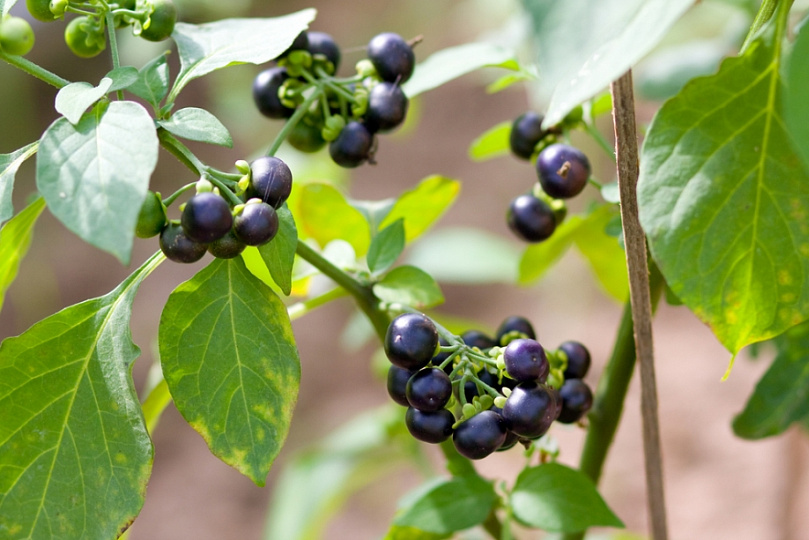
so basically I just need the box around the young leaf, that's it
[0,141,37,224]
[106,66,139,92]
[159,257,301,486]
[368,219,406,274]
[0,0,17,17]
[511,463,624,532]
[0,197,45,312]
[128,53,171,109]
[522,0,692,126]
[638,32,809,358]
[373,265,444,309]
[55,78,113,125]
[402,42,518,98]
[157,107,233,147]
[469,121,511,161]
[784,18,809,173]
[257,205,298,296]
[37,101,159,265]
[393,475,497,534]
[293,182,371,256]
[379,176,461,244]
[733,320,809,439]
[0,251,164,540]
[169,10,316,101]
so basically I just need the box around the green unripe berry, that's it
[0,16,35,56]
[65,16,106,58]
[140,0,177,42]
[135,191,167,238]
[26,0,58,22]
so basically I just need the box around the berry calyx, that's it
[507,194,556,242]
[233,200,279,246]
[557,379,593,424]
[509,112,546,160]
[384,313,439,371]
[329,121,373,168]
[0,16,35,56]
[135,191,167,238]
[364,82,409,133]
[559,340,591,380]
[367,32,415,83]
[249,156,293,208]
[406,367,452,411]
[502,382,555,438]
[181,192,233,244]
[64,16,106,58]
[140,0,177,42]
[503,338,549,383]
[536,143,591,199]
[253,67,295,119]
[496,316,536,344]
[159,222,207,263]
[406,408,454,444]
[452,410,507,460]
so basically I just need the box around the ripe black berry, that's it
[207,230,246,259]
[406,367,452,411]
[384,313,439,370]
[509,112,546,160]
[253,67,294,119]
[453,410,507,460]
[504,338,549,383]
[160,222,207,263]
[557,379,593,424]
[249,156,293,208]
[364,82,409,133]
[560,341,591,380]
[277,31,308,60]
[497,430,520,452]
[233,201,279,246]
[461,330,497,350]
[502,382,556,438]
[329,121,373,168]
[507,194,556,243]
[406,408,455,444]
[181,192,233,243]
[460,368,499,402]
[536,144,591,199]
[496,316,536,344]
[387,365,415,407]
[306,31,341,73]
[367,32,415,83]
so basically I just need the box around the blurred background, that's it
[1,0,808,538]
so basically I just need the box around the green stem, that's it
[740,0,784,53]
[205,174,243,206]
[158,129,205,175]
[287,287,349,320]
[105,11,125,101]
[266,88,322,157]
[0,51,70,88]
[583,121,616,163]
[161,182,196,207]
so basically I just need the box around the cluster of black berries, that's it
[135,156,294,264]
[384,312,594,460]
[252,30,415,168]
[506,112,592,243]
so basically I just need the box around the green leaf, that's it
[128,53,171,109]
[486,69,536,94]
[159,257,301,485]
[785,17,809,173]
[574,213,628,302]
[368,219,405,274]
[257,205,297,296]
[522,0,692,126]
[469,121,511,161]
[157,107,233,147]
[384,526,450,540]
[106,66,139,92]
[393,475,497,534]
[293,182,370,256]
[406,227,521,284]
[0,0,17,17]
[733,320,809,439]
[380,176,460,244]
[511,463,624,532]
[402,42,518,98]
[169,10,316,101]
[636,40,728,101]
[0,142,37,224]
[0,197,45,313]
[37,101,159,265]
[638,33,809,357]
[373,265,444,309]
[0,252,163,540]
[55,79,113,125]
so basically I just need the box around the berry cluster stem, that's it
[104,11,125,101]
[266,88,323,157]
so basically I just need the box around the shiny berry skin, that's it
[234,201,279,246]
[406,408,455,444]
[461,330,497,350]
[364,82,409,133]
[560,341,591,380]
[497,430,520,452]
[160,223,207,263]
[181,193,233,243]
[453,410,508,460]
[557,379,593,424]
[367,32,415,83]
[253,67,294,119]
[306,31,340,73]
[406,368,452,412]
[504,338,549,382]
[329,121,373,168]
[387,365,415,407]
[384,313,438,371]
[496,316,536,344]
[502,382,556,438]
[249,156,293,208]
[509,112,546,160]
[536,144,591,199]
[0,16,35,56]
[140,0,177,42]
[507,194,556,243]
[207,230,246,259]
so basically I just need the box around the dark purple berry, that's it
[497,430,520,452]
[557,379,593,424]
[384,313,439,371]
[253,67,294,119]
[233,201,279,246]
[496,316,536,344]
[460,368,499,402]
[406,408,455,444]
[461,330,497,350]
[452,410,508,460]
[181,192,233,243]
[367,32,415,83]
[536,144,591,199]
[160,222,207,263]
[207,230,246,259]
[502,382,556,438]
[510,112,546,160]
[277,31,308,60]
[329,121,373,168]
[507,194,556,243]
[250,156,293,208]
[387,365,415,407]
[306,31,341,73]
[504,338,549,383]
[560,340,591,380]
[364,82,408,133]
[406,367,452,411]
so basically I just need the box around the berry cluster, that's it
[505,111,592,243]
[136,156,294,264]
[253,30,415,168]
[384,312,594,460]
